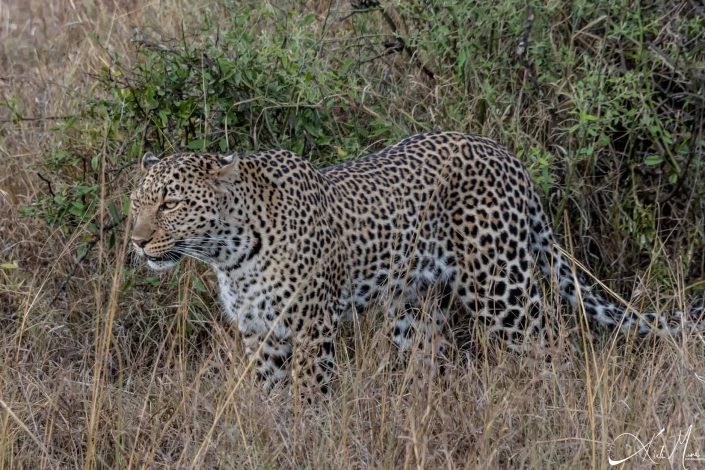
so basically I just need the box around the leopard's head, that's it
[130,151,240,271]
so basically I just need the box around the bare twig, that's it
[341,1,435,81]
[379,8,435,81]
[316,0,334,59]
[660,117,704,205]
[0,115,74,123]
[360,38,405,64]
[132,38,177,53]
[515,5,544,98]
[50,216,126,307]
[339,8,378,22]
[515,6,535,57]
[339,0,382,22]
[36,173,55,198]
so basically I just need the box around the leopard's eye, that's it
[160,200,180,211]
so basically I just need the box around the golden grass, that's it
[1,0,704,468]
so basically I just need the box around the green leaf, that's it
[76,243,89,260]
[457,49,467,77]
[192,275,206,292]
[69,202,86,218]
[122,195,131,216]
[299,12,316,27]
[1,261,18,270]
[187,138,206,151]
[107,201,121,224]
[121,275,134,293]
[644,155,663,166]
[158,109,169,127]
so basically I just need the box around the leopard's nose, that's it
[131,236,151,249]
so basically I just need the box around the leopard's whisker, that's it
[170,248,211,264]
[180,236,230,242]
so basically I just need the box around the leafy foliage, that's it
[27,0,705,291]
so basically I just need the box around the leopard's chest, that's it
[215,269,290,341]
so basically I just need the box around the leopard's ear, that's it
[210,153,237,175]
[219,153,236,166]
[141,152,160,172]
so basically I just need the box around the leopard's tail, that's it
[527,194,703,337]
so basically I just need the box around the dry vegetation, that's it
[1,0,704,468]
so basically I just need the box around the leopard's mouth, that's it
[146,251,183,263]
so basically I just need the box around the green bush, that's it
[29,0,705,292]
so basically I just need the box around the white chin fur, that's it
[147,259,178,271]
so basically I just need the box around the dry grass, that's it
[1,0,704,468]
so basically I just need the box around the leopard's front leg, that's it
[240,328,292,391]
[289,295,339,403]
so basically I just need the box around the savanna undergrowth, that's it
[0,0,704,467]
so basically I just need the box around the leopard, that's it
[130,131,703,398]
